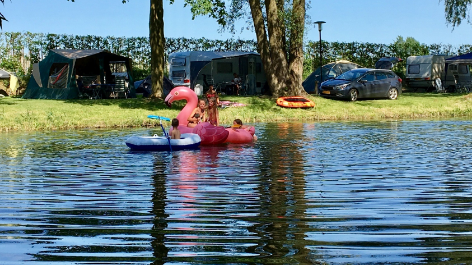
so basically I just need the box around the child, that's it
[231,118,243,129]
[170,118,181,139]
[206,97,219,126]
[205,84,219,105]
[231,119,257,141]
[188,99,206,128]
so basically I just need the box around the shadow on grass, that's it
[0,97,18,106]
[402,92,467,98]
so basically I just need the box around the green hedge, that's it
[0,32,470,86]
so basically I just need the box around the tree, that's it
[183,0,307,97]
[390,36,428,60]
[443,0,472,28]
[149,0,165,98]
[0,0,8,29]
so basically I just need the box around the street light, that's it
[315,21,325,95]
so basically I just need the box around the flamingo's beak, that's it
[165,101,172,108]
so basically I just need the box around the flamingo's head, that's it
[164,86,197,108]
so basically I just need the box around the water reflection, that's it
[1,121,472,264]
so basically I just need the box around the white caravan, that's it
[405,55,471,91]
[168,51,266,95]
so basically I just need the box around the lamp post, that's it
[315,21,325,95]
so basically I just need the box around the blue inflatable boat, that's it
[126,133,201,151]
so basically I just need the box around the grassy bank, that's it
[1,92,472,132]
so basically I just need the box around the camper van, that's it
[405,55,471,91]
[168,51,266,95]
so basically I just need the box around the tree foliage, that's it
[178,0,307,97]
[443,0,472,27]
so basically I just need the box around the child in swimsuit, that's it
[205,85,219,106]
[170,118,181,139]
[188,99,206,128]
[206,97,219,126]
[231,118,257,141]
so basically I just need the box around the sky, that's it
[1,0,472,48]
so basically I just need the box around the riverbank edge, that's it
[1,92,472,132]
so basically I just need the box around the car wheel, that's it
[387,87,398,100]
[349,89,358,101]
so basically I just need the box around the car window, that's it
[336,70,368,81]
[332,65,342,76]
[361,73,375,82]
[339,63,358,73]
[327,68,337,79]
[375,72,387,80]
[386,72,396,78]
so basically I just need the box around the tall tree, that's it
[443,0,472,28]
[149,0,165,98]
[184,0,306,97]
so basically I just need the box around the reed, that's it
[1,93,472,132]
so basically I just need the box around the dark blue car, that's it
[319,68,402,101]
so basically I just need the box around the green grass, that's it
[1,92,472,132]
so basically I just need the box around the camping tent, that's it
[23,49,135,99]
[0,69,10,79]
[444,52,472,91]
[445,52,472,64]
[303,60,361,94]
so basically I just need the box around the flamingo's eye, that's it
[174,92,179,96]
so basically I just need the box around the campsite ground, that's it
[1,92,472,132]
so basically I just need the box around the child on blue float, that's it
[170,118,181,139]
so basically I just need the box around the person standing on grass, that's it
[205,84,219,105]
[231,73,242,95]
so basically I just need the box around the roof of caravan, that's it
[406,55,450,64]
[168,51,259,61]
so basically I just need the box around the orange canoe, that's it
[276,96,315,108]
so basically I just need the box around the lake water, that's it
[1,120,472,264]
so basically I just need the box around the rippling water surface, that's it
[1,121,472,264]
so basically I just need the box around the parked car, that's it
[319,68,402,101]
[302,60,362,94]
[375,57,402,70]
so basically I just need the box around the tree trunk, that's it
[149,0,165,98]
[287,0,306,96]
[248,0,305,98]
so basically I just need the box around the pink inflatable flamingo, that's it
[165,86,228,145]
[164,86,256,145]
[224,126,256,144]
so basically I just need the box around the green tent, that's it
[23,49,135,99]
